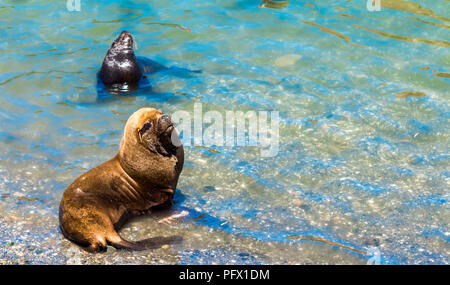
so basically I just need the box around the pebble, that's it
[274,54,302,67]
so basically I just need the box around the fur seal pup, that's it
[99,31,142,87]
[59,108,184,252]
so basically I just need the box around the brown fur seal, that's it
[59,108,184,252]
[99,31,142,86]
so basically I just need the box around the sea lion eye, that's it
[139,122,153,135]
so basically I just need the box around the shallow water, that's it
[0,0,449,264]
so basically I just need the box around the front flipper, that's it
[158,210,189,224]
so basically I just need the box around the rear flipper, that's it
[108,235,182,251]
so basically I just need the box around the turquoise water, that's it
[0,0,449,264]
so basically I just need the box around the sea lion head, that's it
[109,31,135,54]
[130,108,176,157]
[99,31,142,87]
[118,108,182,186]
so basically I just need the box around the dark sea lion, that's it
[99,31,142,88]
[59,108,184,252]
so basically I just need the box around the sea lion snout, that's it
[158,114,173,134]
[119,30,132,38]
[157,114,177,153]
[116,31,134,50]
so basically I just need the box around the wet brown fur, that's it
[59,108,184,252]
